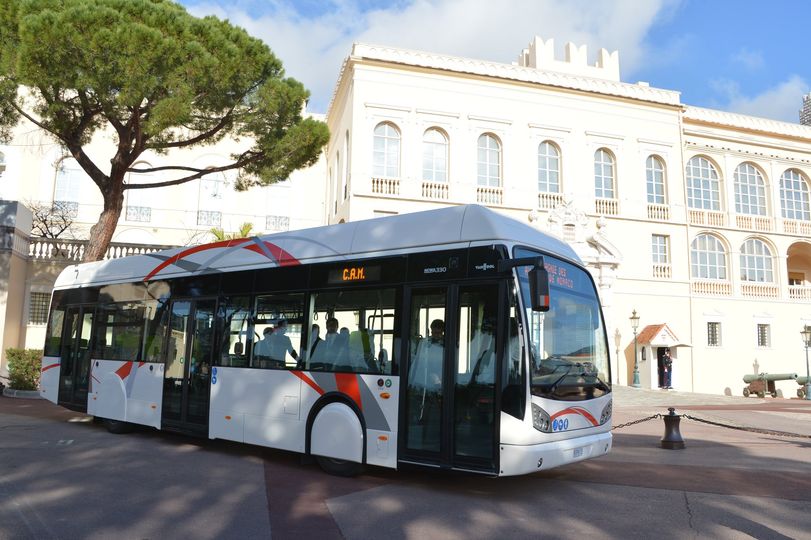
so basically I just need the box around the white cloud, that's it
[732,48,764,70]
[713,75,808,123]
[182,0,680,113]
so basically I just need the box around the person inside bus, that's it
[268,319,298,368]
[311,317,346,368]
[410,319,445,438]
[254,326,274,367]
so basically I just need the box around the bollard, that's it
[661,407,685,449]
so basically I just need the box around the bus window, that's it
[252,293,305,369]
[44,307,65,356]
[217,296,251,367]
[143,300,169,363]
[93,302,146,361]
[308,288,397,375]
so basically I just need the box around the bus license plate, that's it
[573,447,583,458]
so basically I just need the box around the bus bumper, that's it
[498,431,612,476]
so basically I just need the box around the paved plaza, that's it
[0,387,809,539]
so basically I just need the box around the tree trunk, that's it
[83,188,124,262]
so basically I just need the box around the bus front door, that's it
[57,306,93,412]
[161,299,216,434]
[402,283,501,473]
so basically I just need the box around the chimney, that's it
[801,93,811,126]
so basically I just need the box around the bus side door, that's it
[57,305,94,412]
[401,282,502,473]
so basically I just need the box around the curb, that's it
[2,387,43,399]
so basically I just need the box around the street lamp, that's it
[630,309,641,388]
[801,325,811,401]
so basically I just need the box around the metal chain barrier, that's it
[612,412,811,439]
[680,413,811,440]
[612,414,661,430]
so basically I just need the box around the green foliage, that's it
[0,0,329,260]
[6,348,43,390]
[210,222,255,241]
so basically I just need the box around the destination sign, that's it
[327,265,382,284]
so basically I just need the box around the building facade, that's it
[323,38,811,397]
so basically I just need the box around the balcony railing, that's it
[647,203,670,221]
[371,177,400,195]
[29,238,175,262]
[691,280,732,296]
[735,214,772,232]
[421,181,449,200]
[652,263,672,279]
[688,209,725,227]
[789,285,811,301]
[476,186,503,206]
[740,282,779,298]
[538,192,564,210]
[783,219,811,236]
[594,198,619,216]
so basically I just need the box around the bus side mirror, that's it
[528,267,550,312]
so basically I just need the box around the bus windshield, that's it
[515,248,610,401]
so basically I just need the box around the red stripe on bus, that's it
[115,362,134,380]
[291,371,324,395]
[144,238,253,281]
[335,373,363,410]
[243,241,301,266]
[550,407,598,426]
[41,362,60,373]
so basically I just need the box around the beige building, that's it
[322,38,811,397]
[2,36,810,398]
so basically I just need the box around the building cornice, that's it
[683,106,811,142]
[327,42,681,118]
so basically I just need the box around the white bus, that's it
[40,205,612,476]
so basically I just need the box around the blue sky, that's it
[179,0,810,122]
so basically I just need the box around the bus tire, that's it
[104,418,134,434]
[315,455,364,477]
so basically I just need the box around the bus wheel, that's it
[104,418,134,434]
[315,455,363,477]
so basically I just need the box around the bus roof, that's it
[54,204,580,289]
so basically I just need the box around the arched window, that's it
[686,156,721,210]
[477,133,501,187]
[780,169,810,221]
[646,155,666,204]
[54,157,89,216]
[690,234,727,280]
[538,141,560,193]
[740,238,773,282]
[422,128,448,182]
[343,131,350,199]
[197,168,225,226]
[373,122,400,178]
[594,148,615,198]
[734,163,767,216]
[125,162,154,222]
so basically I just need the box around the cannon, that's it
[742,373,798,398]
[797,376,810,399]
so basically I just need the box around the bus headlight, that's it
[531,403,551,433]
[600,399,612,425]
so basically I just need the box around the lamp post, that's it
[802,325,811,401]
[630,309,641,388]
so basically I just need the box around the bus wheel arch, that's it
[306,393,366,476]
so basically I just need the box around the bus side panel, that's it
[209,367,305,452]
[40,356,61,404]
[88,359,163,429]
[358,374,399,469]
